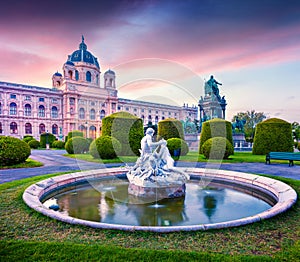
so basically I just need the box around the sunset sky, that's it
[0,0,299,122]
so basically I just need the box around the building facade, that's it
[0,37,197,140]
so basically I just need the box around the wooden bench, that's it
[266,152,300,166]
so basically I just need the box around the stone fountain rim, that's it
[22,167,297,232]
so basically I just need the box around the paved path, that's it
[0,150,299,184]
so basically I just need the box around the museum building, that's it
[0,37,197,140]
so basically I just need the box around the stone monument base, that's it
[128,183,186,199]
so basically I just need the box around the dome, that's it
[68,36,100,69]
[65,60,75,66]
[105,69,115,75]
[54,72,62,77]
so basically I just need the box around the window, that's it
[68,70,73,79]
[52,124,58,135]
[25,123,32,134]
[112,103,116,110]
[38,105,45,117]
[0,122,2,134]
[51,106,58,118]
[78,125,87,137]
[86,71,91,82]
[96,74,99,84]
[25,95,31,101]
[51,98,58,104]
[100,110,105,120]
[134,108,137,112]
[10,94,16,99]
[39,97,45,102]
[70,98,75,105]
[125,107,129,111]
[79,108,85,119]
[90,101,95,106]
[75,70,79,81]
[9,102,17,115]
[89,126,96,139]
[90,109,95,120]
[25,104,31,116]
[39,123,45,134]
[117,106,121,110]
[141,109,144,112]
[155,116,159,124]
[0,103,2,114]
[10,122,17,134]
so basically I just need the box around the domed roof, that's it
[105,69,115,75]
[65,60,75,66]
[68,36,100,69]
[54,71,62,77]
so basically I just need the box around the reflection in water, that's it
[48,180,273,227]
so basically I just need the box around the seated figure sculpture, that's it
[127,128,189,191]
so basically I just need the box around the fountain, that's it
[126,128,189,199]
[23,128,297,232]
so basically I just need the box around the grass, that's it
[0,158,43,169]
[64,151,298,165]
[0,173,300,261]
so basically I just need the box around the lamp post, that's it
[46,130,49,150]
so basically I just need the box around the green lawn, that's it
[64,151,293,165]
[0,173,299,261]
[0,158,43,169]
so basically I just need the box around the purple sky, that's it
[1,0,300,122]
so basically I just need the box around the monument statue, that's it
[182,117,197,134]
[127,128,189,199]
[232,117,246,133]
[206,75,222,101]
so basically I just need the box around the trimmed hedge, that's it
[40,133,56,148]
[65,130,84,143]
[28,139,40,149]
[65,137,89,154]
[199,118,233,153]
[23,136,34,143]
[102,112,143,156]
[0,136,31,166]
[52,141,65,149]
[166,138,189,157]
[202,137,234,160]
[253,118,294,155]
[158,118,184,140]
[89,135,122,159]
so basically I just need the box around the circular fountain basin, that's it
[23,167,297,232]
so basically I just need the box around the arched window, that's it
[10,122,17,134]
[89,126,96,139]
[38,105,45,117]
[90,109,95,120]
[96,75,99,85]
[9,102,17,115]
[86,71,91,82]
[68,70,73,79]
[100,110,105,120]
[39,123,45,134]
[25,104,31,116]
[25,123,32,134]
[75,70,79,81]
[51,106,58,118]
[52,124,58,135]
[0,122,3,134]
[155,116,159,124]
[78,125,87,137]
[0,102,2,114]
[79,108,85,119]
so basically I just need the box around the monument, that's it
[198,75,227,126]
[126,128,189,199]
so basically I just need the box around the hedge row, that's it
[253,118,294,155]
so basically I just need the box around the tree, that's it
[232,110,266,141]
[292,122,300,142]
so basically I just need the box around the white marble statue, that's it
[127,128,189,188]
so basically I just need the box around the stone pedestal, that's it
[128,183,186,199]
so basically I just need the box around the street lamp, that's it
[46,130,50,150]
